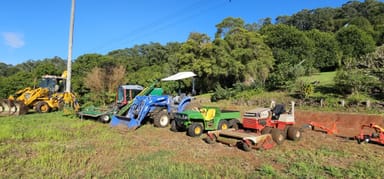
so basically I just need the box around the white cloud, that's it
[2,32,25,48]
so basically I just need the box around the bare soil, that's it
[295,110,384,137]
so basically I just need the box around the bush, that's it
[296,80,314,99]
[210,85,234,102]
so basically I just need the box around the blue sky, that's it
[1,0,354,65]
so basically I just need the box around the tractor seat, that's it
[201,109,216,121]
[272,104,285,120]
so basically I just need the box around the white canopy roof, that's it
[161,71,196,81]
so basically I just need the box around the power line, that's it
[86,0,227,54]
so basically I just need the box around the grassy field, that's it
[1,112,384,178]
[299,71,337,86]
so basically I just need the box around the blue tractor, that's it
[110,71,196,129]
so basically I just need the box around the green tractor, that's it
[171,106,241,137]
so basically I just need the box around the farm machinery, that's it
[355,123,384,145]
[0,71,79,116]
[109,71,197,129]
[171,106,241,137]
[204,101,302,151]
[78,84,148,123]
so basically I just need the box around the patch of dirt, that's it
[295,110,384,137]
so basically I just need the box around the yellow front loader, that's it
[0,71,79,116]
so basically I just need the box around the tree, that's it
[275,15,290,24]
[223,28,274,86]
[305,29,340,71]
[0,71,35,98]
[84,65,126,106]
[311,8,337,32]
[335,25,376,68]
[334,69,378,95]
[0,63,20,77]
[215,17,245,39]
[72,53,110,103]
[287,9,314,31]
[261,24,315,71]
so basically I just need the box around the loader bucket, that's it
[0,99,28,116]
[110,115,140,129]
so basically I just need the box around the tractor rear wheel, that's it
[270,128,285,145]
[218,120,229,130]
[287,127,301,141]
[153,110,170,128]
[188,123,203,137]
[36,101,51,113]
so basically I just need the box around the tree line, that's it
[1,0,384,105]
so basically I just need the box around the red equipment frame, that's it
[355,123,384,145]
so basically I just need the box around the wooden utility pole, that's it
[66,0,75,92]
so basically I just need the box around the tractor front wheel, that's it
[36,101,51,113]
[153,110,170,128]
[261,127,272,135]
[271,128,285,145]
[188,123,204,137]
[287,127,301,141]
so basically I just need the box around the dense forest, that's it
[1,0,384,106]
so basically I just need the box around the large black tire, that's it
[287,126,302,141]
[36,101,51,113]
[261,126,272,135]
[217,120,229,130]
[153,110,170,128]
[239,140,252,152]
[230,119,241,130]
[282,126,289,139]
[270,128,285,145]
[204,136,216,144]
[187,123,204,137]
[170,120,179,132]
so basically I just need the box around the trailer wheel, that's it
[98,114,111,123]
[270,128,285,145]
[153,110,170,128]
[240,140,252,152]
[287,127,301,141]
[204,135,217,144]
[188,123,203,137]
[36,101,51,113]
[218,120,229,130]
